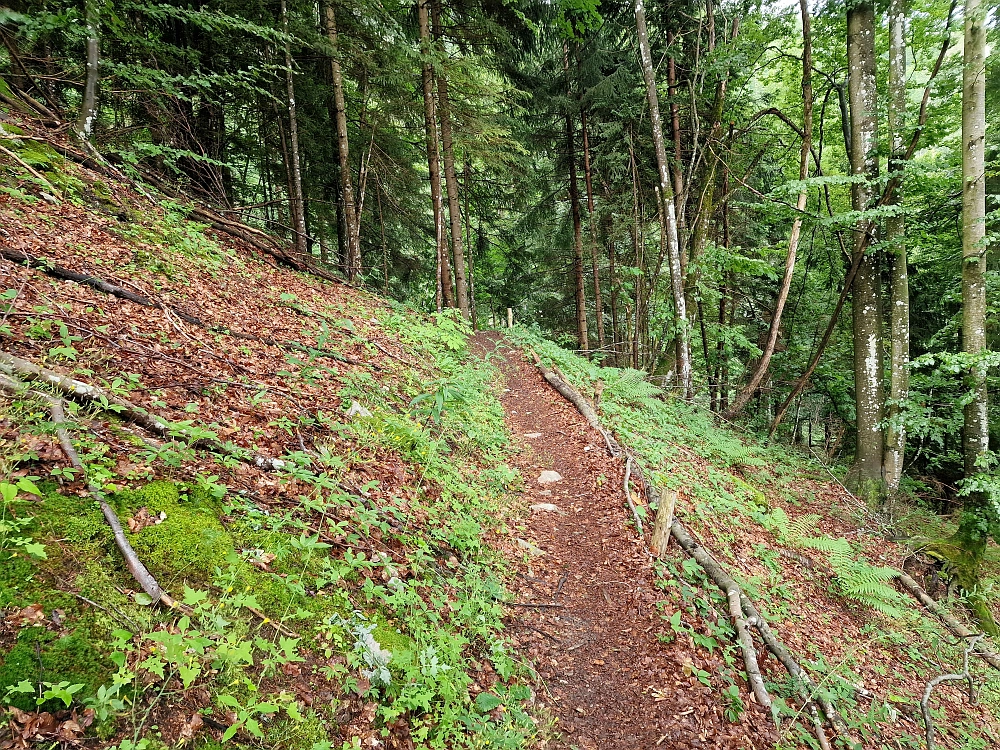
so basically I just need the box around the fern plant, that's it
[764,508,908,618]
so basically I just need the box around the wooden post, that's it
[650,488,677,557]
[507,308,514,328]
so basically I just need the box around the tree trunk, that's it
[883,0,909,491]
[75,0,100,142]
[324,2,361,281]
[417,0,451,309]
[723,1,811,421]
[581,112,605,353]
[960,0,990,520]
[464,159,477,328]
[432,0,470,319]
[564,45,589,354]
[667,32,685,259]
[281,0,308,257]
[846,2,884,496]
[635,0,691,397]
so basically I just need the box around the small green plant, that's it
[1,479,46,561]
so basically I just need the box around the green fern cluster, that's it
[601,368,664,407]
[764,509,907,618]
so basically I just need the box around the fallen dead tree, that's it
[0,246,371,368]
[530,351,621,458]
[0,351,285,471]
[526,348,856,746]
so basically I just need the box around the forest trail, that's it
[477,334,776,749]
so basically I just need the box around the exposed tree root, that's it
[0,351,285,471]
[0,246,371,368]
[920,634,982,750]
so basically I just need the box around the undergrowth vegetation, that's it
[0,189,537,748]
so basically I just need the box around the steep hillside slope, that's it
[0,126,540,749]
[2,119,1000,750]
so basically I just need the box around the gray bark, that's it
[281,0,308,257]
[75,0,100,142]
[883,0,909,491]
[961,0,989,482]
[634,0,691,397]
[846,2,885,495]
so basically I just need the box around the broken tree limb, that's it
[0,371,171,608]
[623,456,644,536]
[920,634,982,750]
[896,572,1000,670]
[649,487,677,556]
[529,351,622,457]
[0,351,285,471]
[0,246,371,368]
[667,519,772,712]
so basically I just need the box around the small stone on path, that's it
[530,502,563,513]
[538,470,562,484]
[516,538,545,557]
[524,432,543,438]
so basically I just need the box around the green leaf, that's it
[474,692,502,713]
[24,542,47,559]
[133,592,154,606]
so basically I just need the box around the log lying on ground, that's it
[0,351,285,471]
[529,351,622,458]
[668,518,773,712]
[896,572,1000,670]
[0,371,173,608]
[0,246,370,368]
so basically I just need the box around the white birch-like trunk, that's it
[282,0,308,257]
[634,0,691,398]
[76,0,100,142]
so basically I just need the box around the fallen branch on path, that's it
[0,351,286,471]
[921,634,982,750]
[0,246,372,368]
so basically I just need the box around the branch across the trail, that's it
[0,351,286,471]
[0,246,372,368]
[921,634,982,750]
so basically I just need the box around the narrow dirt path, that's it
[477,335,775,750]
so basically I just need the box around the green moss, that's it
[926,534,1000,637]
[0,627,112,712]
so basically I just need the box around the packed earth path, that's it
[475,334,777,750]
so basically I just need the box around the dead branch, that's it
[0,370,175,608]
[623,456,645,536]
[0,142,59,196]
[896,572,1000,670]
[529,351,622,457]
[0,350,286,471]
[0,246,371,368]
[920,634,982,750]
[668,519,772,712]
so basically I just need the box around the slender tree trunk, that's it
[581,112,605,353]
[324,2,361,281]
[432,0,470,319]
[723,1,811,420]
[76,0,100,143]
[605,211,620,366]
[417,0,451,309]
[667,32,685,259]
[960,0,989,504]
[635,0,691,397]
[883,0,909,491]
[281,0,308,257]
[846,2,884,496]
[564,45,589,353]
[464,159,477,328]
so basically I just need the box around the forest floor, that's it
[1,111,1000,750]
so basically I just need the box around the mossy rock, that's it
[116,481,233,586]
[0,626,112,712]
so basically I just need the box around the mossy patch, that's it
[117,480,234,586]
[0,626,112,712]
